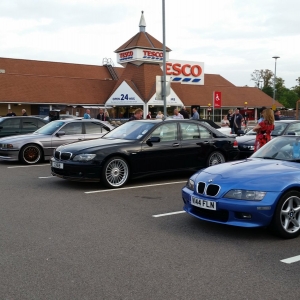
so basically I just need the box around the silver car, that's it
[0,119,114,164]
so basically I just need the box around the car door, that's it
[51,122,85,149]
[83,121,110,140]
[138,122,181,173]
[0,118,21,137]
[179,122,214,169]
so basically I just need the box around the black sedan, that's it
[51,119,239,188]
[237,120,300,158]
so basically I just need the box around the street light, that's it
[272,56,280,104]
[244,102,248,127]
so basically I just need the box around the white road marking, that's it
[85,181,186,194]
[152,211,185,217]
[280,255,300,264]
[8,164,49,169]
[39,176,54,178]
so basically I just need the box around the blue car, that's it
[182,135,300,239]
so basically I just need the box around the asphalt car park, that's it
[1,162,300,299]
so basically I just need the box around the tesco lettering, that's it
[120,51,133,58]
[166,62,202,77]
[143,50,163,57]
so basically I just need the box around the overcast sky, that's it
[1,0,299,88]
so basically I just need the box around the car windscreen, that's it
[271,122,288,136]
[103,121,156,140]
[35,121,65,135]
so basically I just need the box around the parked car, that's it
[237,120,300,158]
[0,116,47,138]
[0,119,114,164]
[182,135,300,239]
[51,119,239,188]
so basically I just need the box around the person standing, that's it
[227,109,234,133]
[22,109,27,116]
[191,107,199,120]
[83,109,91,119]
[128,108,143,121]
[6,109,16,116]
[146,111,152,119]
[253,108,275,152]
[156,111,164,119]
[232,108,244,136]
[96,108,105,120]
[274,110,281,120]
[173,109,184,119]
[179,106,189,119]
[221,115,230,127]
[258,106,266,123]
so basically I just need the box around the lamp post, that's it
[208,103,211,120]
[272,56,280,105]
[244,102,248,128]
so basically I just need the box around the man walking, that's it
[83,109,91,119]
[233,108,244,136]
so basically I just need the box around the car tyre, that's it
[20,144,43,164]
[101,156,129,188]
[207,151,225,166]
[270,190,300,239]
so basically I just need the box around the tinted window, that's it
[199,125,211,138]
[150,123,178,141]
[0,118,21,129]
[286,123,300,135]
[60,123,82,135]
[22,118,38,129]
[37,119,46,128]
[85,122,108,134]
[180,123,200,140]
[272,122,288,136]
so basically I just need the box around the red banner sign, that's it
[214,91,222,108]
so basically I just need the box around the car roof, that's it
[275,120,300,123]
[0,116,47,121]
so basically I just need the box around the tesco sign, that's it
[164,60,204,85]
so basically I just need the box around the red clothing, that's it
[254,121,274,152]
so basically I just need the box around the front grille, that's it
[197,182,220,197]
[191,206,229,222]
[54,151,72,160]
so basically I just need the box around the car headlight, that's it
[0,143,14,149]
[73,154,96,162]
[224,189,266,201]
[186,179,195,191]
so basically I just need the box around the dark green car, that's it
[0,116,47,137]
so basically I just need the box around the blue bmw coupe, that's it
[182,135,300,239]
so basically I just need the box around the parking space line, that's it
[152,211,185,218]
[85,181,186,194]
[280,255,300,264]
[8,164,49,169]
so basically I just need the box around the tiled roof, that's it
[0,57,123,79]
[171,83,282,108]
[0,73,116,105]
[115,32,171,52]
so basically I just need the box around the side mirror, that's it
[56,131,65,137]
[146,136,160,146]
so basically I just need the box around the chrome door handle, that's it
[172,143,180,147]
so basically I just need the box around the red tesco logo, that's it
[166,62,202,77]
[143,50,163,57]
[120,51,133,58]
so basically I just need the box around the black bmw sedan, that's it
[51,119,239,188]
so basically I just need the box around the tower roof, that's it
[115,11,171,53]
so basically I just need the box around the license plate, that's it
[52,161,64,169]
[191,196,216,210]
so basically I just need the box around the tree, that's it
[250,69,273,88]
[291,77,300,98]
